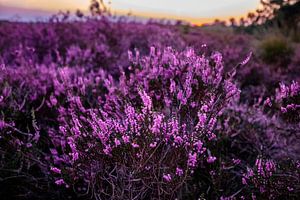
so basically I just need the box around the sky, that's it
[0,0,261,24]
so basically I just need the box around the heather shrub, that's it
[48,47,240,199]
[219,80,300,159]
[213,78,300,199]
[259,36,293,66]
[0,19,185,74]
[0,116,55,200]
[273,81,300,123]
[241,157,300,199]
[179,27,253,71]
[0,12,299,199]
[207,107,300,199]
[0,57,111,199]
[220,102,300,160]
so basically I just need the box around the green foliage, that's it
[259,36,293,65]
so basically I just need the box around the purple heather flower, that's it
[177,90,185,104]
[151,114,164,134]
[49,95,58,106]
[286,104,296,110]
[176,167,184,176]
[114,138,121,146]
[264,98,272,107]
[174,136,183,145]
[197,112,207,129]
[281,107,287,113]
[207,156,216,164]
[188,152,197,167]
[290,81,299,96]
[194,140,203,152]
[201,104,209,112]
[163,174,172,182]
[0,120,5,129]
[26,143,32,148]
[240,51,252,65]
[122,135,130,143]
[55,179,65,186]
[103,146,112,155]
[131,143,139,148]
[277,82,289,100]
[232,158,241,165]
[242,177,247,185]
[170,80,176,93]
[51,167,61,174]
[138,90,152,110]
[149,142,157,148]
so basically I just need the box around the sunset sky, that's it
[0,0,261,24]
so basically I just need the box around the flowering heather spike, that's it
[170,80,176,93]
[149,142,157,148]
[138,89,152,110]
[131,143,140,148]
[290,81,299,96]
[50,167,61,174]
[241,52,252,66]
[0,120,6,129]
[207,156,217,163]
[188,152,197,168]
[264,98,272,107]
[163,174,172,182]
[55,179,65,186]
[176,167,184,176]
[151,114,164,134]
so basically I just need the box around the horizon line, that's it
[0,4,259,25]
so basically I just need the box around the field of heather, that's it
[0,3,300,200]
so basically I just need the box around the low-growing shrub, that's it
[259,36,293,66]
[48,47,240,199]
[0,15,299,200]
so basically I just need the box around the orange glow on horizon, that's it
[109,7,258,26]
[0,0,261,25]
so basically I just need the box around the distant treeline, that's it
[239,0,300,35]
